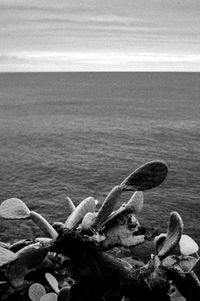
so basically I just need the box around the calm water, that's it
[0,72,199,250]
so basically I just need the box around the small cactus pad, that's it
[94,185,123,229]
[178,256,198,272]
[158,212,183,259]
[45,273,59,293]
[58,287,71,301]
[126,191,144,213]
[0,246,17,267]
[179,234,199,256]
[8,242,49,287]
[65,196,76,216]
[65,196,96,229]
[28,283,46,301]
[0,198,30,219]
[40,293,58,301]
[121,160,168,191]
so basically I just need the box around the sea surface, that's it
[0,72,199,255]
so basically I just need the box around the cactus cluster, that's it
[0,161,199,300]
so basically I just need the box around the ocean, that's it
[0,72,199,253]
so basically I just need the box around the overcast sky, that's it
[0,0,200,71]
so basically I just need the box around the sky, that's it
[0,0,200,71]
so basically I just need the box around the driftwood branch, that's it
[50,228,170,301]
[49,213,200,301]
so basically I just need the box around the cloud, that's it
[0,0,199,70]
[1,50,200,71]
